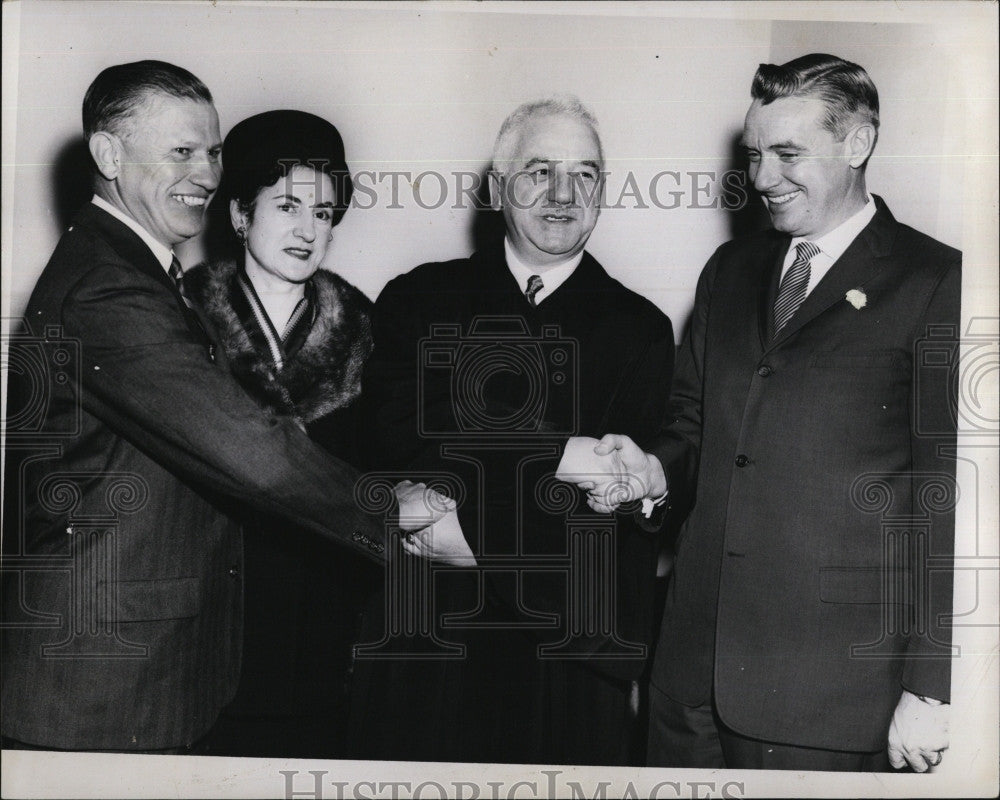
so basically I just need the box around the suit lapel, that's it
[78,204,213,344]
[767,197,899,349]
[78,204,176,292]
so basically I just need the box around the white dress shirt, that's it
[780,195,877,297]
[91,195,175,272]
[504,238,583,305]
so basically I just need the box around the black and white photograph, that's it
[1,1,997,797]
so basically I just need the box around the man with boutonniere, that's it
[559,54,960,772]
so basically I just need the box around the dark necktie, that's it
[525,274,544,307]
[772,241,820,336]
[168,255,191,307]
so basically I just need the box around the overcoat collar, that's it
[469,244,608,299]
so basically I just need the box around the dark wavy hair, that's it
[83,60,213,139]
[751,53,879,143]
[221,110,354,229]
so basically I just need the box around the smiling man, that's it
[355,97,674,765]
[1,60,466,753]
[567,53,960,772]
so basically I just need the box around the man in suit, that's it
[355,97,674,765]
[1,60,469,753]
[570,54,959,771]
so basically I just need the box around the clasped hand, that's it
[887,689,949,772]
[556,434,666,513]
[393,480,476,566]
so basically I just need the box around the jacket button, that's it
[229,566,240,578]
[757,365,772,377]
[735,454,749,468]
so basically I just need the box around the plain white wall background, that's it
[2,2,980,336]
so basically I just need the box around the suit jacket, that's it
[354,244,674,764]
[1,204,392,751]
[649,196,960,752]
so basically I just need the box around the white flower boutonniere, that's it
[846,289,867,310]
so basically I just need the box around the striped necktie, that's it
[525,274,544,307]
[772,241,820,336]
[168,255,192,307]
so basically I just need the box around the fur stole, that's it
[184,259,373,425]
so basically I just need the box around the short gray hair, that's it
[491,96,604,176]
[83,60,213,140]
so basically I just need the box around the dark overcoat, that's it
[353,245,675,765]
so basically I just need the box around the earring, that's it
[236,225,247,246]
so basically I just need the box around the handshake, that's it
[392,480,476,566]
[555,434,667,514]
[389,433,664,565]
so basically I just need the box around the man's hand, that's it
[401,509,476,566]
[393,480,456,530]
[586,433,667,514]
[887,689,949,772]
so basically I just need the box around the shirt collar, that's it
[792,195,877,263]
[503,238,584,303]
[91,195,175,272]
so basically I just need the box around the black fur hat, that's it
[222,109,353,226]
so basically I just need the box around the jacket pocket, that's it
[97,576,201,622]
[819,567,914,605]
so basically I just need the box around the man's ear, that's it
[487,170,504,211]
[846,123,876,169]
[88,132,122,180]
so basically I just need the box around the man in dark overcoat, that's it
[355,97,674,765]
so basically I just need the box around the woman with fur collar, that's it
[184,110,378,758]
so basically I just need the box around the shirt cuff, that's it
[641,490,669,519]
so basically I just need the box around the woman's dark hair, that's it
[221,109,354,228]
